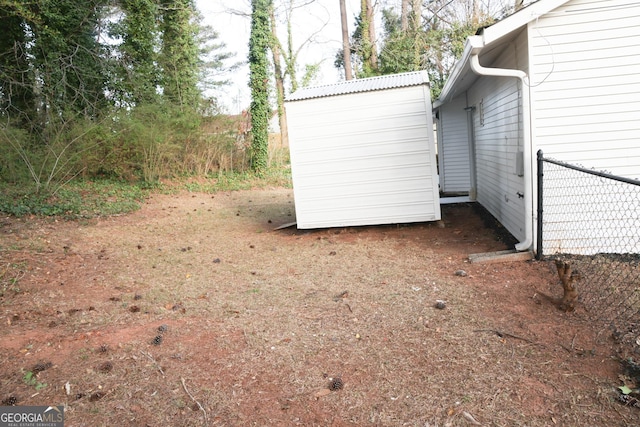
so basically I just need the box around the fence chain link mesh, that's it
[538,151,640,352]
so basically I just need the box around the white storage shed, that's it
[285,71,441,229]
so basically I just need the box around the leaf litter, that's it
[0,188,636,425]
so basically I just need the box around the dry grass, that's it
[0,188,636,426]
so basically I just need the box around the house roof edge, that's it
[436,0,572,104]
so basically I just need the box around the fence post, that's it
[536,150,544,260]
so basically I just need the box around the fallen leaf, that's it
[619,385,633,395]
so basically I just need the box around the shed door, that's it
[437,95,473,195]
[286,86,441,229]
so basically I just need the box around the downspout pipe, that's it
[469,53,533,252]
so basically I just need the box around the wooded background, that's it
[0,0,519,190]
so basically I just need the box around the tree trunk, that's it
[411,0,421,31]
[401,0,409,32]
[472,0,479,24]
[249,0,271,174]
[358,0,376,76]
[366,0,377,73]
[269,5,288,148]
[339,0,353,80]
[411,0,421,69]
[286,12,298,92]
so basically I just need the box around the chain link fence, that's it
[537,150,640,348]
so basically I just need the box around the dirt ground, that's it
[0,187,637,426]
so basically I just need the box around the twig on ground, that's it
[559,343,594,356]
[462,410,482,425]
[474,329,545,347]
[139,350,165,377]
[333,290,349,302]
[559,343,573,353]
[181,377,208,426]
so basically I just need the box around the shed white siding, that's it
[436,94,471,194]
[467,29,529,242]
[530,0,640,179]
[286,82,440,229]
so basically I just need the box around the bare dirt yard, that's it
[0,187,637,426]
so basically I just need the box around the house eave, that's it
[436,0,572,104]
[436,40,475,105]
[480,0,570,45]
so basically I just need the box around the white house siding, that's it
[530,0,640,179]
[467,30,529,242]
[286,85,441,229]
[541,173,640,255]
[529,0,640,255]
[437,94,471,194]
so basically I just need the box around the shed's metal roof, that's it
[286,70,429,102]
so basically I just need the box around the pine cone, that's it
[31,362,52,373]
[2,396,17,406]
[89,391,105,402]
[328,377,344,391]
[97,361,113,373]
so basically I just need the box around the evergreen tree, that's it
[378,8,420,75]
[0,0,239,185]
[248,0,271,174]
[114,0,161,106]
[32,0,108,121]
[0,10,35,128]
[376,2,493,99]
[160,0,200,109]
[197,20,238,100]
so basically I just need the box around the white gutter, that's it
[469,45,533,252]
[436,41,475,104]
